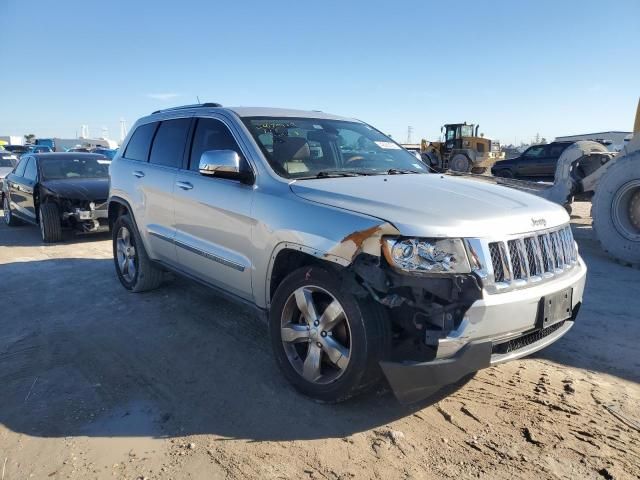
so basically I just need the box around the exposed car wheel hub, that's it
[280,286,351,385]
[116,226,137,282]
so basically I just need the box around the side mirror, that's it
[199,150,254,184]
[199,149,241,176]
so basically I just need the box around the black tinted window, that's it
[124,122,158,161]
[548,144,568,157]
[23,158,37,181]
[15,157,29,176]
[149,119,191,168]
[189,118,245,172]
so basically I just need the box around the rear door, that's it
[173,116,255,300]
[538,143,569,178]
[142,118,192,264]
[515,145,546,177]
[119,118,191,265]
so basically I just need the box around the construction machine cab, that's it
[443,123,480,152]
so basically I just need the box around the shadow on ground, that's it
[0,257,470,442]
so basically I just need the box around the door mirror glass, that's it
[199,150,241,176]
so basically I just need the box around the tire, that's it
[3,195,23,226]
[269,266,390,403]
[471,167,487,175]
[449,154,471,172]
[494,168,514,178]
[39,203,63,243]
[112,213,164,292]
[592,151,640,268]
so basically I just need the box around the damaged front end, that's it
[60,199,109,233]
[347,249,486,403]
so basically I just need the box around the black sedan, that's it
[491,141,573,180]
[1,153,110,242]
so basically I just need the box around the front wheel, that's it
[269,266,390,402]
[449,154,472,172]
[112,214,163,292]
[39,203,63,243]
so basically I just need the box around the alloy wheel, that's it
[3,197,9,224]
[280,286,352,384]
[116,226,137,282]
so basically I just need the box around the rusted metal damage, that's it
[328,222,400,262]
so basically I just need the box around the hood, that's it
[290,174,569,238]
[40,177,109,202]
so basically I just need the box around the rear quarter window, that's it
[123,122,158,161]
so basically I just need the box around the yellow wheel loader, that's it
[420,123,497,174]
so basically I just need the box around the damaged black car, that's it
[2,153,110,242]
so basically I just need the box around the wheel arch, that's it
[266,243,349,308]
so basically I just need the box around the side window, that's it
[23,158,37,181]
[123,122,158,161]
[149,118,191,168]
[14,156,29,176]
[189,118,248,172]
[523,145,545,159]
[548,144,567,157]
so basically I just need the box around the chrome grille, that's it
[487,225,578,293]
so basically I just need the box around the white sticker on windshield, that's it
[375,141,401,150]
[97,160,111,164]
[412,163,425,170]
[313,124,323,129]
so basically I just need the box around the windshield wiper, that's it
[309,170,376,178]
[387,168,422,175]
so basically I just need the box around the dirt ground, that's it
[0,202,638,480]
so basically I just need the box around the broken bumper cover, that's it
[380,257,586,404]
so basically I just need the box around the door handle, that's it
[176,181,193,190]
[133,170,145,178]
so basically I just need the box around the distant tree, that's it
[24,134,36,144]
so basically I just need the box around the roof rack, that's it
[152,102,223,114]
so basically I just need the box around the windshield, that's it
[39,156,110,180]
[0,158,14,167]
[242,117,427,179]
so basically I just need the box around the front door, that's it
[173,116,255,300]
[9,156,37,222]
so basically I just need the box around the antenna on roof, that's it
[196,96,201,104]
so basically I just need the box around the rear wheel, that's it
[592,151,640,267]
[112,214,164,292]
[39,203,63,243]
[269,266,390,402]
[449,154,472,172]
[471,167,487,174]
[3,195,22,226]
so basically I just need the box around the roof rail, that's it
[152,102,223,114]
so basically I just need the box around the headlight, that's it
[383,237,471,273]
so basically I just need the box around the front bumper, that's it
[62,208,109,232]
[380,256,587,404]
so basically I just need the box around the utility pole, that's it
[406,126,413,144]
[119,118,127,143]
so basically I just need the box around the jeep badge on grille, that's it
[531,217,547,227]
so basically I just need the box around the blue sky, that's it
[0,0,638,145]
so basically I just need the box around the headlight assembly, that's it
[383,237,471,274]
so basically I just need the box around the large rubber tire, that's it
[39,203,63,243]
[269,266,390,403]
[471,167,487,175]
[3,195,23,226]
[449,154,472,172]
[592,151,640,268]
[112,213,164,292]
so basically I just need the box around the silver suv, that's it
[108,104,586,403]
